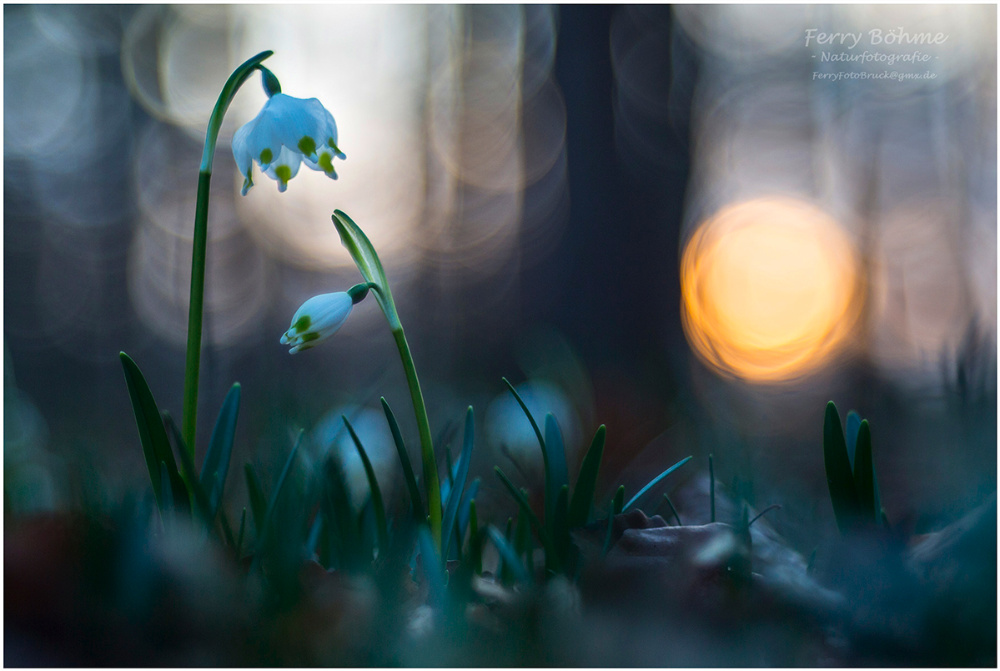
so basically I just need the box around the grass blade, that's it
[458,478,480,540]
[343,416,388,555]
[119,352,185,515]
[441,407,474,556]
[200,383,241,521]
[499,517,514,585]
[417,526,448,610]
[602,489,624,557]
[623,456,692,513]
[164,411,207,521]
[568,425,606,528]
[709,454,715,522]
[845,410,861,470]
[494,466,557,570]
[159,462,173,524]
[823,401,861,534]
[487,525,531,585]
[244,463,267,536]
[236,507,247,560]
[323,454,359,569]
[502,377,545,455]
[853,419,876,522]
[663,494,683,526]
[381,397,423,521]
[552,484,571,568]
[514,507,531,564]
[468,499,482,575]
[543,413,569,530]
[258,430,304,550]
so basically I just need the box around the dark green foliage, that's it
[163,412,209,522]
[612,484,625,515]
[623,456,692,513]
[823,401,859,534]
[709,453,716,523]
[568,425,606,528]
[488,524,531,585]
[845,410,862,467]
[467,499,482,575]
[823,401,884,534]
[200,383,240,522]
[381,397,424,521]
[543,413,569,530]
[501,377,545,453]
[441,407,475,556]
[244,463,267,536]
[417,526,448,610]
[254,431,303,559]
[853,420,876,519]
[343,416,389,555]
[321,453,363,570]
[119,352,186,517]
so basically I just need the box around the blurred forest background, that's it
[4,5,996,553]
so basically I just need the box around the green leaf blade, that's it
[623,456,692,513]
[853,419,876,523]
[200,383,241,520]
[502,377,546,457]
[441,407,475,556]
[487,525,531,585]
[823,401,861,534]
[120,352,184,514]
[568,425,606,528]
[494,466,557,570]
[417,526,448,610]
[244,463,267,536]
[381,397,424,521]
[543,413,569,529]
[343,416,389,555]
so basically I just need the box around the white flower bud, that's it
[279,292,354,354]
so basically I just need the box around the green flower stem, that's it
[181,49,273,455]
[392,326,442,548]
[330,210,444,549]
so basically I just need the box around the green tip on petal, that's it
[301,332,320,343]
[318,153,336,176]
[274,165,292,189]
[292,314,311,332]
[260,147,274,165]
[298,136,317,158]
[327,138,346,158]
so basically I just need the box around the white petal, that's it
[300,292,353,334]
[267,94,343,163]
[232,122,254,178]
[263,147,302,191]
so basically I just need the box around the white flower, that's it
[280,292,354,354]
[232,93,345,195]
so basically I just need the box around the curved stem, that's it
[182,50,273,455]
[392,327,442,547]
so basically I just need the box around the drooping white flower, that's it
[232,93,345,195]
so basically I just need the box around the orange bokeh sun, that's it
[680,197,862,382]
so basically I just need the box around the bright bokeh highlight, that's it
[680,197,861,382]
